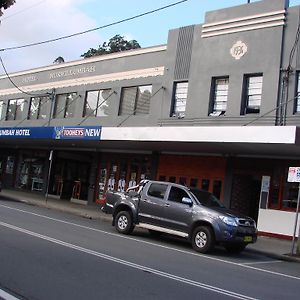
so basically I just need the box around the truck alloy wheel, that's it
[192,226,215,253]
[115,211,134,234]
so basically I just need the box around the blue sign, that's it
[0,126,102,140]
[54,126,102,140]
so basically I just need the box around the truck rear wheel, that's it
[192,226,215,253]
[115,211,134,234]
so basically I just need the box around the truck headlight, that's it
[219,216,238,227]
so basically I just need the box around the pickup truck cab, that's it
[105,180,257,254]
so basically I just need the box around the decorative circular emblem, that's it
[230,41,248,60]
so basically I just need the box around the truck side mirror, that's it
[182,197,193,206]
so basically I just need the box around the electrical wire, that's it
[0,0,188,53]
[243,92,300,126]
[0,0,47,22]
[78,90,117,125]
[117,86,164,127]
[0,55,51,97]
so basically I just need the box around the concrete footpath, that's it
[1,188,300,263]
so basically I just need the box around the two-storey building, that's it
[1,0,300,239]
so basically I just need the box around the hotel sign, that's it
[49,66,96,79]
[0,126,101,140]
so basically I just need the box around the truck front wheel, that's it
[192,226,215,253]
[115,211,134,234]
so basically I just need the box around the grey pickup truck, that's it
[104,180,257,254]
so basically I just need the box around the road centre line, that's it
[241,260,283,265]
[1,203,300,281]
[0,220,257,300]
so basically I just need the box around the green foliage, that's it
[81,34,141,58]
[0,0,15,16]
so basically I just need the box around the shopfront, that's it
[96,152,153,203]
[156,154,227,200]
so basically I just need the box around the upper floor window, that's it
[84,89,111,117]
[29,96,50,120]
[242,74,263,114]
[0,100,4,120]
[54,93,77,119]
[119,85,152,116]
[6,99,26,121]
[295,72,300,113]
[171,82,188,118]
[209,77,229,116]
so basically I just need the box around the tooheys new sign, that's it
[0,126,102,140]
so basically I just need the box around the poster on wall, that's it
[287,167,300,183]
[5,156,14,174]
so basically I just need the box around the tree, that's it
[0,0,15,16]
[81,34,141,58]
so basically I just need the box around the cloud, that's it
[0,0,102,74]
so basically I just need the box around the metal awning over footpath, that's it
[0,125,300,159]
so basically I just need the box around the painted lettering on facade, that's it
[49,66,96,79]
[22,75,37,84]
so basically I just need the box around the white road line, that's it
[0,289,20,300]
[1,203,300,281]
[0,220,257,300]
[242,260,283,265]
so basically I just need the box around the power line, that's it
[243,93,299,126]
[0,0,189,53]
[0,55,51,97]
[78,90,117,126]
[0,0,47,22]
[117,86,164,127]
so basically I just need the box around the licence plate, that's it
[244,236,252,242]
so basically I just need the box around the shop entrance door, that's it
[230,175,261,221]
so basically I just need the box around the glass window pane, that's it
[119,87,136,115]
[7,100,16,120]
[97,89,111,117]
[296,74,300,112]
[136,85,152,115]
[54,95,66,118]
[15,99,25,120]
[65,93,76,118]
[84,91,98,117]
[0,100,3,119]
[29,97,40,120]
[212,78,229,113]
[38,96,50,120]
[245,75,263,114]
[173,82,188,116]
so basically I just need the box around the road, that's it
[0,196,299,300]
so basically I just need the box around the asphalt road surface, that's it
[0,196,299,300]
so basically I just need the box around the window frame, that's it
[6,98,26,121]
[294,71,300,113]
[53,93,77,119]
[147,183,168,199]
[118,85,152,116]
[171,81,189,118]
[83,89,112,117]
[241,73,263,115]
[209,76,229,116]
[0,100,4,120]
[28,96,50,120]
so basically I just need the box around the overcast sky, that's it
[0,0,300,74]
